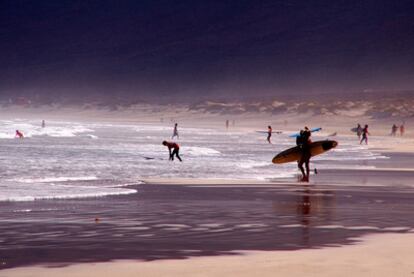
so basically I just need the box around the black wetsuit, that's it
[360,127,369,144]
[267,128,272,143]
[296,130,311,180]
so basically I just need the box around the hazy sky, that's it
[1,0,414,102]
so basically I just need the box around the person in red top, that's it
[400,123,405,136]
[15,130,24,138]
[162,141,182,162]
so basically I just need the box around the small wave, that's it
[0,188,137,202]
[13,209,32,213]
[83,134,98,139]
[314,155,388,161]
[279,224,305,228]
[102,182,143,188]
[315,225,345,229]
[11,176,98,183]
[382,226,411,231]
[184,146,221,156]
[236,161,270,169]
[345,226,380,230]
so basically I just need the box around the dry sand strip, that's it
[2,233,413,277]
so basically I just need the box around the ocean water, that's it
[0,119,388,201]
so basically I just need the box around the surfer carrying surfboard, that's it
[356,123,363,140]
[296,127,312,182]
[162,141,182,162]
[360,124,370,145]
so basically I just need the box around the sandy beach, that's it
[0,107,413,276]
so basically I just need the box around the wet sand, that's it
[2,233,413,277]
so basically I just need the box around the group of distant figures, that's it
[354,122,405,145]
[390,123,405,137]
[355,124,370,144]
[164,119,239,162]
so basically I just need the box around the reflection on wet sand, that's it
[272,187,335,246]
[0,184,413,269]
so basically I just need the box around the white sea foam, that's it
[315,225,345,229]
[236,160,270,169]
[0,187,137,202]
[0,119,394,202]
[184,146,221,156]
[279,224,305,228]
[0,120,94,139]
[382,227,411,231]
[345,226,381,230]
[83,134,98,139]
[11,176,98,183]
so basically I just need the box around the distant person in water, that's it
[267,125,272,144]
[400,123,405,136]
[15,130,24,138]
[356,123,363,140]
[360,124,370,144]
[162,141,182,162]
[296,126,312,182]
[226,120,229,130]
[391,124,398,136]
[172,123,179,139]
[41,120,46,128]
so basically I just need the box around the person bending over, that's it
[15,130,24,139]
[162,140,182,162]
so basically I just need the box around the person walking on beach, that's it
[267,125,272,144]
[15,130,24,138]
[162,141,182,162]
[360,124,370,145]
[356,123,363,140]
[391,124,398,136]
[400,123,405,136]
[171,123,179,139]
[296,126,312,182]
